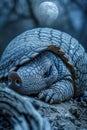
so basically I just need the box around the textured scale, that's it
[0,28,87,103]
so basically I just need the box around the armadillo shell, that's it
[0,28,77,78]
[0,83,51,130]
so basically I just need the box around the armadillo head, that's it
[8,51,58,95]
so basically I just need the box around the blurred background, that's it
[0,0,87,58]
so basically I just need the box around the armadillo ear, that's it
[8,71,22,84]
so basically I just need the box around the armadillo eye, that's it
[44,66,52,78]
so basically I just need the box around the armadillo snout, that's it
[8,71,22,90]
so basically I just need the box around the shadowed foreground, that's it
[0,83,51,130]
[0,83,87,130]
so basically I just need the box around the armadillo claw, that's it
[50,99,54,104]
[45,95,50,102]
[38,89,63,103]
[38,93,44,99]
[38,89,54,103]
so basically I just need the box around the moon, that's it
[35,1,59,26]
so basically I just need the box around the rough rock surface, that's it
[27,96,87,130]
[0,83,87,130]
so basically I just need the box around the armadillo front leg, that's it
[38,79,74,104]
